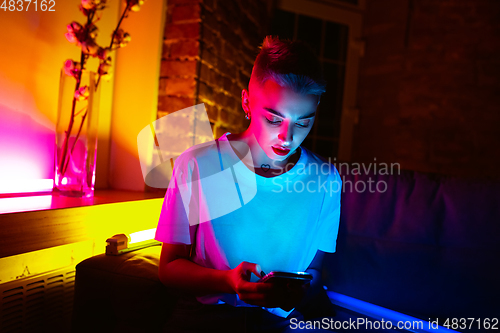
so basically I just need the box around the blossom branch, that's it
[58,0,147,181]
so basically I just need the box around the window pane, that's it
[315,138,337,159]
[336,0,358,5]
[317,93,337,137]
[297,14,322,56]
[269,8,349,160]
[271,9,295,41]
[317,62,345,137]
[324,22,348,62]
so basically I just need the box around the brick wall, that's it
[353,0,500,179]
[158,0,270,139]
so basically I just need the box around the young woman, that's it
[155,36,341,332]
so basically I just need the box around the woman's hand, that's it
[226,261,270,306]
[226,262,309,310]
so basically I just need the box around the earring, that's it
[245,113,251,120]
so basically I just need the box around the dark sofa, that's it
[72,168,500,332]
[71,245,174,333]
[324,168,500,324]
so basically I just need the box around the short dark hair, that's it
[251,35,326,96]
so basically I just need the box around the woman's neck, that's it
[226,132,300,178]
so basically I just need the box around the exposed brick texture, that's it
[158,0,270,136]
[353,0,500,179]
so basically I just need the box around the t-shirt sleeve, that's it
[154,156,195,245]
[316,167,342,253]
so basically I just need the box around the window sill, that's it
[0,189,165,215]
[0,190,165,259]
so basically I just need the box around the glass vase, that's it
[54,69,100,197]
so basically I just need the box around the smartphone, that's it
[258,271,313,285]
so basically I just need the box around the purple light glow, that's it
[0,105,54,194]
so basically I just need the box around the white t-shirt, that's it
[155,133,341,317]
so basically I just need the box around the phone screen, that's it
[258,271,313,285]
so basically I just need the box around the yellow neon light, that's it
[129,228,157,244]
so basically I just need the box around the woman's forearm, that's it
[159,258,234,296]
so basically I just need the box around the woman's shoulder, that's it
[173,139,222,172]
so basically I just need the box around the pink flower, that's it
[80,24,99,55]
[65,22,98,51]
[78,4,90,16]
[98,56,112,80]
[87,23,99,39]
[127,0,146,12]
[80,0,106,12]
[112,29,131,48]
[67,21,83,34]
[63,59,81,77]
[65,32,77,44]
[81,0,97,10]
[96,47,109,60]
[81,40,99,55]
[74,86,90,101]
[63,59,74,76]
[65,22,83,45]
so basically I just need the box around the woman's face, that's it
[242,78,319,165]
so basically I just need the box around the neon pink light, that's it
[0,195,53,214]
[0,104,55,194]
[0,179,53,194]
